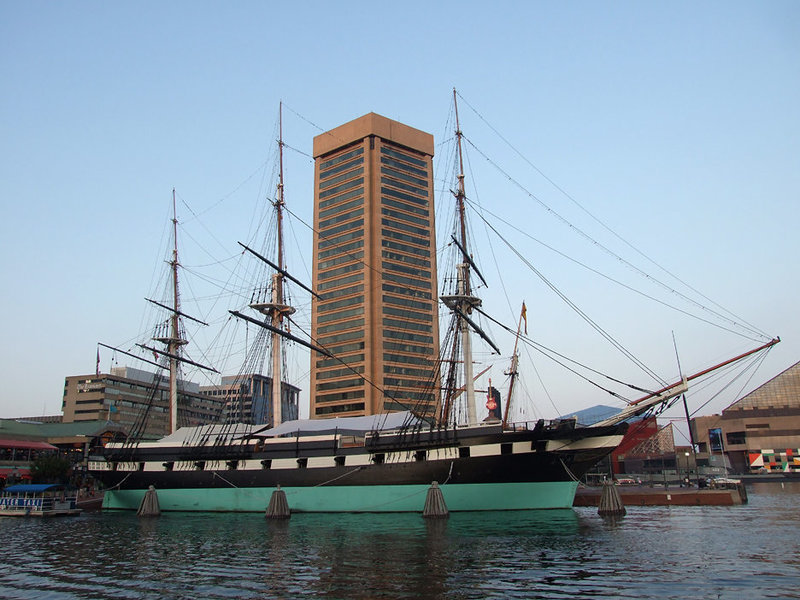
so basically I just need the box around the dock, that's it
[574,484,747,507]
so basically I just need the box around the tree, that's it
[30,454,72,483]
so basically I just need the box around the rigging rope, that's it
[471,305,655,403]
[465,197,765,343]
[461,135,771,343]
[471,205,667,387]
[455,91,770,341]
[688,349,772,417]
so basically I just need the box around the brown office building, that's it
[691,360,800,474]
[62,367,225,438]
[310,113,440,418]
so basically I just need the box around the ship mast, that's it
[502,303,525,429]
[152,189,188,434]
[250,102,295,427]
[441,89,483,425]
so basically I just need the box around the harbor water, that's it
[1,482,798,599]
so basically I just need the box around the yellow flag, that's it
[521,302,528,335]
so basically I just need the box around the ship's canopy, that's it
[155,423,258,445]
[251,411,422,438]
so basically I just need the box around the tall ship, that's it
[91,95,779,512]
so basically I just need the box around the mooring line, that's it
[212,471,239,488]
[560,458,583,486]
[314,465,365,487]
[442,461,454,485]
[351,462,455,511]
[105,472,132,490]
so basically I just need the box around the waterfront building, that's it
[564,406,672,480]
[62,367,225,438]
[0,419,125,481]
[691,360,800,474]
[615,422,679,477]
[199,374,300,425]
[12,415,62,423]
[607,416,661,476]
[0,438,56,484]
[309,113,440,418]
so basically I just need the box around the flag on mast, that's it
[521,302,528,335]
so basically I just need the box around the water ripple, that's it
[1,482,799,599]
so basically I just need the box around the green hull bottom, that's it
[103,481,579,513]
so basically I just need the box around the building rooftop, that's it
[725,360,800,412]
[0,418,125,442]
[313,112,434,158]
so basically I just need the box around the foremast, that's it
[249,102,295,427]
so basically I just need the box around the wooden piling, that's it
[422,481,448,518]
[137,485,161,517]
[597,481,626,516]
[265,484,291,519]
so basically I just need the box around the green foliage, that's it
[30,454,72,483]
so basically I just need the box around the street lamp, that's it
[684,452,691,487]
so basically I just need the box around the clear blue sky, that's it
[1,1,798,429]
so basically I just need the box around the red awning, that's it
[0,439,58,450]
[0,468,32,479]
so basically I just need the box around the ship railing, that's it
[338,435,365,448]
[503,418,576,433]
[454,420,504,430]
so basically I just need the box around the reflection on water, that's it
[1,483,799,599]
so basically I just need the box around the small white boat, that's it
[0,484,82,517]
[708,477,743,490]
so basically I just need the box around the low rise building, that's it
[691,361,800,474]
[62,367,225,438]
[0,418,126,483]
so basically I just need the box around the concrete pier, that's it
[574,485,746,507]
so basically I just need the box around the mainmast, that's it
[152,189,187,434]
[250,102,295,427]
[441,89,483,425]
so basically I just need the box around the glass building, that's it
[310,113,440,418]
[200,374,300,425]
